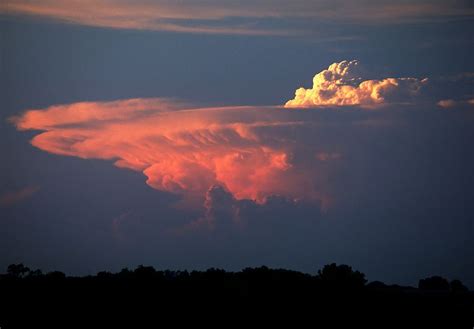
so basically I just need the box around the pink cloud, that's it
[436,99,474,108]
[0,186,40,207]
[0,0,291,36]
[2,1,471,35]
[11,99,333,208]
[437,99,457,108]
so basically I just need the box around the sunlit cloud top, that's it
[285,60,428,108]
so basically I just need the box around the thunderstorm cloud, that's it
[285,60,428,108]
[10,60,470,214]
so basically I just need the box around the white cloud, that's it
[285,60,427,108]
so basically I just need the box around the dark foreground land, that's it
[1,263,473,328]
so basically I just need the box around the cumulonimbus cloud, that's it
[10,60,450,210]
[285,60,428,108]
[11,99,339,208]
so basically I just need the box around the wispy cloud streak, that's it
[0,186,40,207]
[2,1,472,35]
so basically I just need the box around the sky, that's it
[1,0,474,287]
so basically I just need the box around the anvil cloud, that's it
[11,99,338,206]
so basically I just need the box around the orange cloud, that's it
[0,186,40,207]
[285,60,427,108]
[2,1,471,35]
[10,98,186,131]
[437,99,457,108]
[436,99,474,109]
[11,100,332,206]
[0,0,289,36]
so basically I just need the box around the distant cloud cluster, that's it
[285,60,427,108]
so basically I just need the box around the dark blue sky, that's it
[1,1,474,286]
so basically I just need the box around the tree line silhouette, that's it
[1,263,472,328]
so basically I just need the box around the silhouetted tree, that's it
[118,267,132,278]
[366,281,387,290]
[450,279,468,293]
[7,263,30,278]
[164,269,178,280]
[46,271,66,280]
[97,271,113,279]
[418,276,450,291]
[134,265,156,279]
[27,269,43,278]
[317,263,367,288]
[0,262,472,329]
